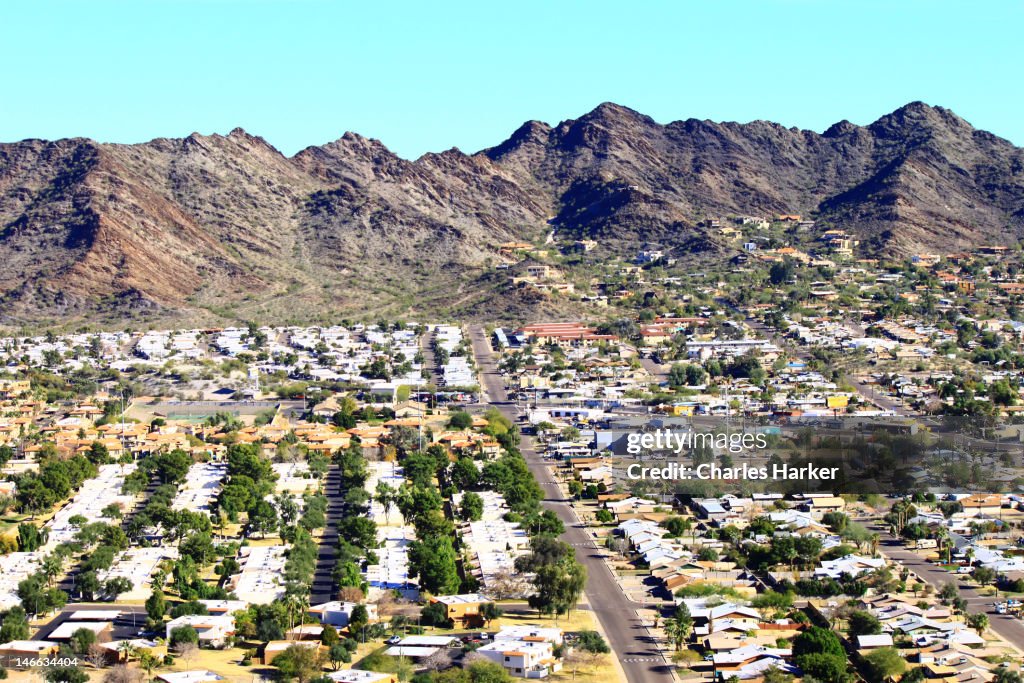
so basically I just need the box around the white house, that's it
[308,601,378,628]
[165,614,235,648]
[477,638,556,678]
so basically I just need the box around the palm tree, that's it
[283,586,311,632]
[117,640,139,663]
[663,609,693,651]
[376,481,395,524]
[662,617,682,651]
[138,651,158,681]
[967,612,989,636]
[678,518,694,544]
[40,555,63,587]
[935,528,952,564]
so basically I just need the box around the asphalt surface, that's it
[640,356,669,382]
[721,300,913,418]
[33,604,148,641]
[876,535,1024,652]
[468,327,673,683]
[310,464,344,604]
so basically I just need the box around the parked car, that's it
[386,635,402,645]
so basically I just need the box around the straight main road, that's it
[468,326,674,683]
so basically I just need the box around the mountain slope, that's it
[0,101,1022,326]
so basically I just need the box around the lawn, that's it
[492,608,627,683]
[492,606,599,633]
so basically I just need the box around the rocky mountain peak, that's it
[0,102,1021,326]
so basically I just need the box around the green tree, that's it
[793,626,849,682]
[420,601,450,627]
[793,626,844,659]
[0,607,29,642]
[45,668,88,683]
[465,660,512,682]
[447,411,474,430]
[751,591,793,613]
[70,627,98,655]
[408,535,460,595]
[153,449,193,485]
[528,556,586,617]
[848,610,882,636]
[145,587,167,622]
[374,481,397,523]
[798,652,850,682]
[169,625,199,648]
[973,566,996,586]
[348,604,369,639]
[994,670,1024,683]
[179,532,216,566]
[320,624,340,647]
[761,668,795,683]
[480,602,503,627]
[138,651,160,680]
[661,516,692,538]
[16,523,47,552]
[451,457,480,490]
[769,260,795,285]
[247,499,278,539]
[78,571,101,601]
[460,492,484,522]
[668,364,688,387]
[104,577,133,601]
[822,511,849,533]
[696,547,719,562]
[664,604,693,650]
[685,364,707,386]
[338,516,378,550]
[862,646,906,683]
[86,441,111,465]
[575,630,610,653]
[273,643,325,683]
[967,612,989,636]
[328,642,351,670]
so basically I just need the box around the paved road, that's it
[468,326,673,683]
[876,536,1024,652]
[311,465,344,604]
[640,356,669,382]
[847,377,909,415]
[420,327,441,384]
[727,300,912,417]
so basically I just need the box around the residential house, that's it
[165,615,235,649]
[429,594,490,628]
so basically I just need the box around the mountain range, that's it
[1,101,1022,328]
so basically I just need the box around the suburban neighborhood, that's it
[5,251,1024,683]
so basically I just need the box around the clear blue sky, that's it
[1,0,1020,159]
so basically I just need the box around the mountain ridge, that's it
[0,101,1022,327]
